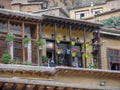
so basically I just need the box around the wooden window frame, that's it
[107,48,120,70]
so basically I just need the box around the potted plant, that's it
[56,47,63,55]
[85,42,90,48]
[35,38,43,49]
[56,36,61,44]
[85,53,90,59]
[71,37,76,46]
[23,61,31,65]
[42,56,48,66]
[5,34,14,46]
[2,50,12,64]
[71,48,78,57]
[24,37,30,47]
[87,62,98,69]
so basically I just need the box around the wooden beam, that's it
[9,83,17,90]
[0,18,38,25]
[33,85,39,90]
[0,82,8,90]
[22,85,30,90]
[54,86,58,90]
[64,87,68,90]
[43,86,48,90]
[22,22,25,63]
[0,82,5,90]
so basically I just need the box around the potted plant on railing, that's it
[2,50,12,64]
[42,56,48,66]
[85,53,90,59]
[85,42,90,48]
[24,37,30,47]
[87,62,98,69]
[56,36,61,44]
[71,37,76,46]
[5,34,14,46]
[71,48,78,57]
[35,38,43,49]
[56,47,63,55]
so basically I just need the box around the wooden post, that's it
[97,27,101,68]
[83,26,87,68]
[39,22,42,65]
[54,22,57,65]
[22,22,25,63]
[7,20,10,53]
[36,23,40,65]
[7,20,10,34]
[69,25,72,66]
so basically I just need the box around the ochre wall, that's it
[55,72,120,89]
[101,37,120,70]
[86,10,120,22]
[70,0,120,20]
[0,0,12,9]
[11,4,41,12]
[70,4,106,19]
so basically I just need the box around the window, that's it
[92,8,102,15]
[75,11,89,20]
[13,39,23,63]
[0,5,4,8]
[0,37,7,59]
[107,49,120,70]
[107,49,119,62]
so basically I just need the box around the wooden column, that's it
[36,23,40,65]
[7,20,10,53]
[7,20,10,34]
[22,22,25,63]
[83,26,87,68]
[54,22,57,65]
[69,25,72,66]
[97,27,101,68]
[39,22,42,65]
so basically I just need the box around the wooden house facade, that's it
[0,8,120,90]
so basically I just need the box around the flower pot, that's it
[71,52,76,57]
[71,41,75,46]
[85,53,90,59]
[57,50,62,54]
[86,43,90,48]
[56,39,60,44]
